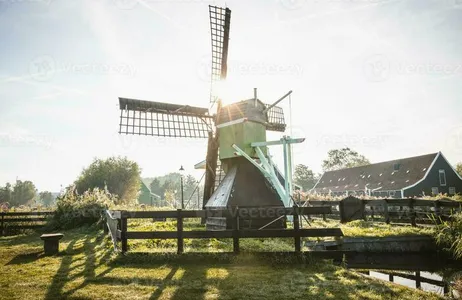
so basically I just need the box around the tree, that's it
[322,147,370,171]
[293,164,318,191]
[184,175,198,199]
[0,182,12,204]
[456,163,462,177]
[11,180,36,206]
[149,178,162,197]
[74,156,141,204]
[39,191,54,207]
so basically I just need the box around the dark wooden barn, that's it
[310,152,462,198]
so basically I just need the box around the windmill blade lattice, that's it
[119,98,214,138]
[265,104,286,132]
[208,5,231,109]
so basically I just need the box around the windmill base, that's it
[204,157,287,230]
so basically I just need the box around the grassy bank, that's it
[0,227,442,300]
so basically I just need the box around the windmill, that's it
[118,5,304,230]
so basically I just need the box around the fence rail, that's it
[105,206,344,254]
[304,197,462,226]
[0,211,54,236]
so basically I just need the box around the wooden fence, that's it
[105,206,344,254]
[0,211,54,236]
[305,198,462,226]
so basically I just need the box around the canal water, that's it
[339,252,462,297]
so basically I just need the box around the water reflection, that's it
[337,252,462,296]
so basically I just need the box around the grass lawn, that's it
[125,218,434,253]
[308,219,435,238]
[0,227,442,300]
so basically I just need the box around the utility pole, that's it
[179,165,185,209]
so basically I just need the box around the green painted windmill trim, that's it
[232,136,305,208]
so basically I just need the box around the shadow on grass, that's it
[6,250,43,265]
[44,232,113,300]
[38,234,400,300]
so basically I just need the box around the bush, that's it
[47,186,114,230]
[434,212,462,258]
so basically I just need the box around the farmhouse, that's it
[137,180,160,206]
[310,152,462,198]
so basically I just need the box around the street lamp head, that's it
[179,165,185,172]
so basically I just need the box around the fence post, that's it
[415,271,421,289]
[322,201,327,221]
[339,200,345,223]
[177,209,184,254]
[410,199,416,227]
[384,200,390,224]
[232,206,240,254]
[389,273,394,282]
[0,213,3,237]
[361,201,367,221]
[293,205,301,253]
[434,200,441,224]
[371,206,375,220]
[121,211,128,254]
[101,210,109,234]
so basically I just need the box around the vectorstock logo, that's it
[0,133,53,148]
[197,56,303,82]
[317,134,390,148]
[0,0,52,15]
[363,54,462,82]
[29,55,136,81]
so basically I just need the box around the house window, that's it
[432,187,439,195]
[449,187,456,195]
[389,191,396,197]
[393,163,400,171]
[439,170,447,186]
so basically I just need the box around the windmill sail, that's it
[208,5,231,109]
[118,98,214,138]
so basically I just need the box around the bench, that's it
[40,233,64,255]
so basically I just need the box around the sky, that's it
[0,0,462,192]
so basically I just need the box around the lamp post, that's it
[197,181,200,210]
[179,165,185,209]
